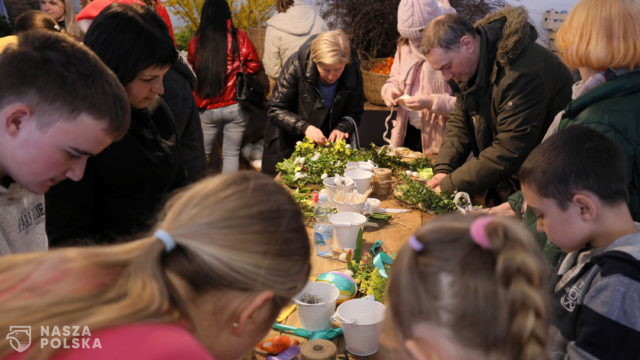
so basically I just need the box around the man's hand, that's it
[427,173,447,189]
[382,86,402,107]
[328,130,349,142]
[305,125,327,145]
[401,94,434,111]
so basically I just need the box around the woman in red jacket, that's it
[188,0,262,173]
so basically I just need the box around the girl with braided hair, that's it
[387,214,550,360]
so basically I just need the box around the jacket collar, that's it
[563,70,640,118]
[475,6,537,67]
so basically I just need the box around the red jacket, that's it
[187,26,262,110]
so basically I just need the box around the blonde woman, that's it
[0,171,311,359]
[263,30,365,175]
[40,0,81,38]
[387,214,549,360]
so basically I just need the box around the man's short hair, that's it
[422,13,475,54]
[520,126,629,210]
[0,30,130,139]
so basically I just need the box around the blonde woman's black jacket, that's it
[262,35,365,175]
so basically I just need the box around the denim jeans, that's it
[200,103,249,173]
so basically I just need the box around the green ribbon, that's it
[373,251,394,278]
[272,323,343,340]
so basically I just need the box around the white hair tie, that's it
[154,229,176,252]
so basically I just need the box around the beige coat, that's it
[263,0,328,79]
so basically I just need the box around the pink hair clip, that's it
[469,216,493,250]
[408,235,424,252]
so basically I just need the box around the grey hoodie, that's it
[0,181,47,255]
[263,0,328,79]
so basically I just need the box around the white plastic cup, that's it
[346,161,377,172]
[331,296,386,356]
[344,170,373,193]
[329,212,367,249]
[323,177,355,204]
[294,282,340,331]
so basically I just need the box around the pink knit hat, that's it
[397,0,456,40]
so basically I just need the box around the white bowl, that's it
[323,177,355,199]
[346,161,377,172]
[333,198,366,213]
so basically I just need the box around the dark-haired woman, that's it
[187,0,262,173]
[45,3,187,246]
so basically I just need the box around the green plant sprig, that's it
[394,174,457,214]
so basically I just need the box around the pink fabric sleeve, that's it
[50,323,213,360]
[430,93,457,115]
[380,46,404,99]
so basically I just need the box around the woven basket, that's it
[361,58,390,106]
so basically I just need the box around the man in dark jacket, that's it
[422,7,573,204]
[262,30,365,175]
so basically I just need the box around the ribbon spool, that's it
[373,168,392,181]
[373,168,393,195]
[300,339,337,360]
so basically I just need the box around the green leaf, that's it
[354,228,363,264]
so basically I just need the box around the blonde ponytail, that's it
[0,172,311,359]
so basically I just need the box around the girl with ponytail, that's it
[387,214,550,360]
[0,171,310,359]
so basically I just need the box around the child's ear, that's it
[572,193,597,221]
[1,104,32,137]
[232,291,274,336]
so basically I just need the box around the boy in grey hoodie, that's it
[520,126,640,359]
[0,30,129,255]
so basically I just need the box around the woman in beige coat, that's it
[263,0,327,80]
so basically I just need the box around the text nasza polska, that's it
[40,326,101,349]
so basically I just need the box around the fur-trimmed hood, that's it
[475,6,537,66]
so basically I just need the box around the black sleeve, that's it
[45,162,96,247]
[267,54,310,136]
[161,66,207,185]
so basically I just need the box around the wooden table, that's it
[254,195,433,359]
